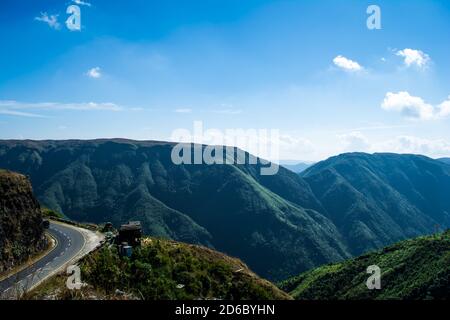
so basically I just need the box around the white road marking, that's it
[0,222,103,297]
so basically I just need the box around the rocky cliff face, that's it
[0,170,47,273]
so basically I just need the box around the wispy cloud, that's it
[340,124,414,133]
[212,109,242,115]
[72,0,92,6]
[0,100,126,117]
[0,109,46,118]
[396,49,430,69]
[34,12,61,30]
[86,67,102,78]
[333,55,363,72]
[381,92,449,121]
[174,108,192,113]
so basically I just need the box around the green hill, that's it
[302,152,450,256]
[279,230,450,300]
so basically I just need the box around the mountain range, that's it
[301,153,450,256]
[0,139,449,281]
[279,161,313,173]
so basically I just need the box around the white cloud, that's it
[0,109,45,118]
[34,12,61,30]
[396,49,430,68]
[278,135,314,154]
[333,55,363,72]
[338,131,371,152]
[72,0,91,6]
[86,67,102,79]
[174,108,192,113]
[376,136,450,158]
[212,109,242,115]
[0,101,124,117]
[334,132,450,159]
[437,96,450,118]
[249,133,315,162]
[382,92,450,121]
[382,91,434,120]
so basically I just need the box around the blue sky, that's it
[1,0,449,161]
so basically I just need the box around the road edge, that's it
[27,221,104,293]
[0,233,57,283]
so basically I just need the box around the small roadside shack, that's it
[118,221,142,247]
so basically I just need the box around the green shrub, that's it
[80,238,289,300]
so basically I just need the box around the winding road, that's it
[0,221,103,299]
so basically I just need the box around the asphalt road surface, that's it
[0,221,88,299]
